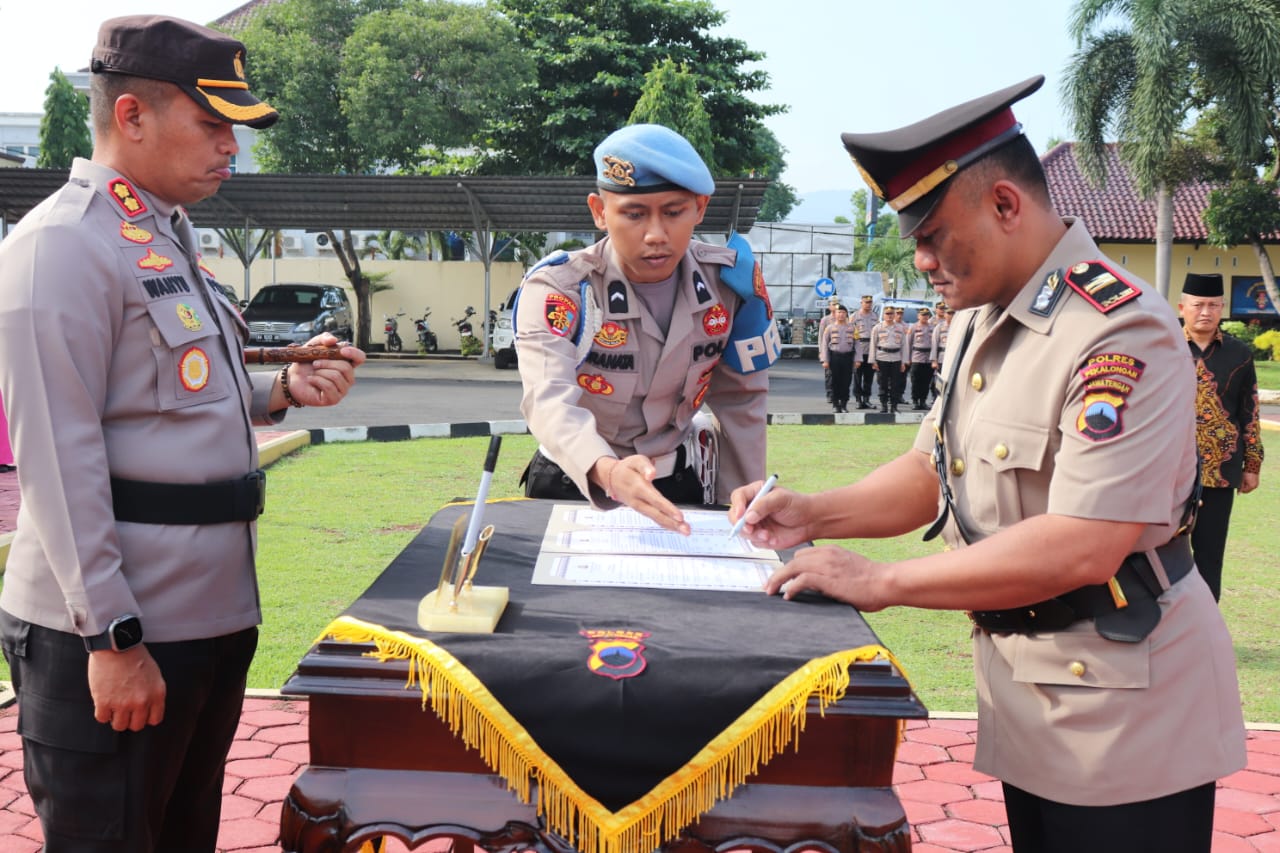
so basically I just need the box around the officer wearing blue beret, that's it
[734,77,1245,852]
[515,123,778,533]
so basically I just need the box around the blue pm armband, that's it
[720,232,781,374]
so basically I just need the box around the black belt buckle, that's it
[246,469,266,519]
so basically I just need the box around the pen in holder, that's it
[417,436,508,633]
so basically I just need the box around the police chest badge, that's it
[179,347,211,392]
[580,629,650,680]
[595,321,627,348]
[702,303,729,336]
[137,248,175,272]
[176,303,203,332]
[119,221,153,244]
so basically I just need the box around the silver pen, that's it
[728,473,778,538]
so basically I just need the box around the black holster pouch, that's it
[521,451,587,501]
[970,537,1194,643]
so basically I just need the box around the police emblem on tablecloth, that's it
[545,293,578,337]
[108,178,147,217]
[119,221,153,244]
[703,303,729,336]
[179,347,211,392]
[578,373,614,395]
[137,248,174,272]
[595,320,627,348]
[580,629,650,680]
[1064,260,1139,313]
[176,303,203,332]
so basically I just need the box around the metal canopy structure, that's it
[0,170,770,235]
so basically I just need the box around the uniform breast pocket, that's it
[146,298,233,411]
[576,367,640,435]
[968,419,1050,530]
[1011,629,1150,689]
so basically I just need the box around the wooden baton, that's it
[242,346,348,364]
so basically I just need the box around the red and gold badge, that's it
[178,347,211,392]
[108,178,147,217]
[594,320,628,348]
[137,248,174,272]
[702,303,729,336]
[119,221,153,244]
[580,629,650,680]
[577,373,614,395]
[545,293,578,338]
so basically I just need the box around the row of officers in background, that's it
[818,295,955,413]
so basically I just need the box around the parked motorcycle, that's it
[384,310,405,353]
[452,306,481,356]
[414,309,438,353]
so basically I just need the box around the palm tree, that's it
[1063,0,1280,297]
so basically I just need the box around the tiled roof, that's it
[1042,142,1217,243]
[213,0,279,31]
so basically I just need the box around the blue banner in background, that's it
[1230,276,1277,319]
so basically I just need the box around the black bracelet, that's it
[279,364,304,408]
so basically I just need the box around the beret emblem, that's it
[601,155,636,187]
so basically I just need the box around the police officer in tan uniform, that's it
[515,124,777,534]
[870,306,908,413]
[906,305,935,409]
[821,304,857,412]
[817,294,842,403]
[929,303,952,403]
[0,17,364,852]
[850,293,877,408]
[733,76,1244,853]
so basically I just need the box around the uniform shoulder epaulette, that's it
[703,234,754,301]
[1062,260,1140,314]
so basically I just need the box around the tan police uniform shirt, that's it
[930,317,951,368]
[0,158,282,642]
[851,308,877,363]
[913,218,1246,805]
[907,322,934,364]
[823,322,857,355]
[870,319,906,362]
[516,237,768,506]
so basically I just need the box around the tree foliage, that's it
[1063,0,1280,296]
[488,0,783,177]
[37,68,91,168]
[753,128,797,223]
[628,58,716,169]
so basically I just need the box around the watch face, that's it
[111,616,144,650]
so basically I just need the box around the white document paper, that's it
[532,504,782,592]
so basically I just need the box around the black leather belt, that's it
[878,347,900,353]
[969,537,1193,642]
[111,470,266,525]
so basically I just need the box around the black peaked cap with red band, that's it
[841,76,1044,236]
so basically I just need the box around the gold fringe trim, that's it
[321,614,913,853]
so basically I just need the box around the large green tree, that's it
[37,68,91,168]
[752,130,798,224]
[1063,0,1280,297]
[232,0,531,348]
[629,58,716,169]
[489,0,783,178]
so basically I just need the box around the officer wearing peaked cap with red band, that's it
[516,123,776,535]
[0,16,364,852]
[733,76,1245,852]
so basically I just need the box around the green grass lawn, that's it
[1255,358,1279,389]
[3,426,1277,722]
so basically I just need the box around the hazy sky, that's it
[1,0,1083,195]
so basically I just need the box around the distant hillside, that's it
[782,189,857,224]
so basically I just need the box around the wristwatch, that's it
[83,614,144,652]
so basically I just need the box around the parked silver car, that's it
[243,283,354,345]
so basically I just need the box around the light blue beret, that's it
[593,124,715,196]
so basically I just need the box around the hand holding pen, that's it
[728,473,778,538]
[727,474,812,550]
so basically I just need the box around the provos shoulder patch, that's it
[544,292,578,338]
[1064,260,1139,313]
[1075,353,1146,441]
[580,629,649,680]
